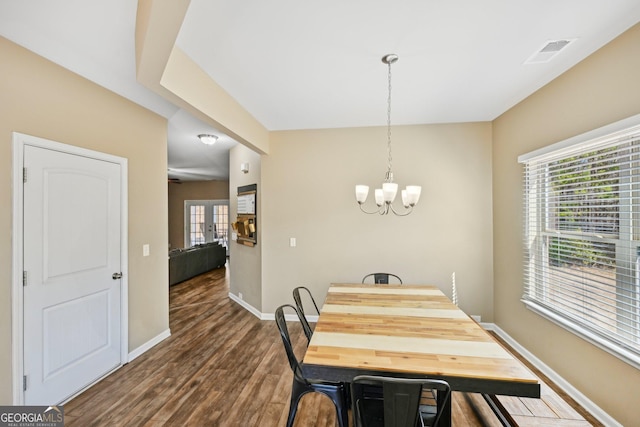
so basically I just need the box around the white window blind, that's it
[520,118,640,369]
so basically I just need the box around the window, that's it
[189,205,206,245]
[519,116,640,369]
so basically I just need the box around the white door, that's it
[23,145,122,405]
[185,200,230,254]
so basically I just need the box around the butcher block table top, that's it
[302,283,540,399]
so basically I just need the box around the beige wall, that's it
[168,180,230,249]
[229,144,262,310]
[261,123,494,316]
[492,23,640,426]
[0,37,169,404]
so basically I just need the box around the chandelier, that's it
[355,54,421,216]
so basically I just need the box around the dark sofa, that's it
[169,242,226,286]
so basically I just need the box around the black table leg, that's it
[482,393,517,427]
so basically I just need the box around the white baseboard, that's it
[127,328,171,362]
[228,292,263,319]
[487,323,622,427]
[228,295,320,323]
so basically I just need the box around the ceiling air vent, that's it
[525,39,576,64]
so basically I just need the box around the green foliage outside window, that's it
[547,147,619,268]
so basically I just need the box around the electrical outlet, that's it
[143,244,150,257]
[239,292,243,300]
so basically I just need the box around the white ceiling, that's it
[2,1,640,179]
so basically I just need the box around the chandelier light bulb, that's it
[382,182,398,203]
[374,189,384,206]
[355,185,369,204]
[406,185,422,206]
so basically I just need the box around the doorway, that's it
[184,200,230,255]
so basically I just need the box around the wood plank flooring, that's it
[64,266,602,426]
[490,335,602,427]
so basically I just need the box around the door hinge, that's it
[23,271,27,287]
[23,167,27,183]
[23,375,27,391]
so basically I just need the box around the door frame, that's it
[11,132,129,404]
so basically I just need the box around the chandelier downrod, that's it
[383,54,397,176]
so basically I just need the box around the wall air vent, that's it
[525,38,576,64]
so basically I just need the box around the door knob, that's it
[112,272,123,280]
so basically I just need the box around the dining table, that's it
[301,283,540,427]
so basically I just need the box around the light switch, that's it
[143,244,150,257]
[290,237,296,247]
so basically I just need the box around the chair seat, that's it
[307,378,345,389]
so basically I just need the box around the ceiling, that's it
[2,1,640,180]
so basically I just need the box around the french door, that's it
[185,200,230,255]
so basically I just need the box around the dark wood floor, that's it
[64,265,601,426]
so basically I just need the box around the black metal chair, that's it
[351,375,451,427]
[362,273,403,284]
[292,286,320,343]
[275,304,349,427]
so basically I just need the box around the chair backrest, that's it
[292,286,320,342]
[362,273,403,284]
[275,304,308,384]
[351,375,450,427]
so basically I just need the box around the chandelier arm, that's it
[389,203,414,217]
[357,199,416,216]
[359,204,384,215]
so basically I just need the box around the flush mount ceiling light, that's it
[355,54,421,216]
[197,134,218,145]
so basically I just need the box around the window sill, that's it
[522,299,640,371]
